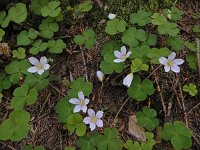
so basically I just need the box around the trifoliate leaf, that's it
[166,36,184,51]
[183,83,198,96]
[130,10,151,26]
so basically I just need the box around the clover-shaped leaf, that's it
[0,73,11,92]
[74,29,96,49]
[136,107,159,131]
[184,41,196,51]
[41,1,61,17]
[186,52,197,70]
[75,1,93,13]
[144,34,157,46]
[8,3,27,24]
[96,128,122,150]
[128,76,154,101]
[55,97,74,123]
[65,114,86,136]
[29,40,48,55]
[166,36,184,51]
[30,0,49,15]
[5,59,30,84]
[0,11,6,27]
[163,6,183,21]
[12,47,26,59]
[17,28,38,46]
[130,10,151,26]
[130,45,150,61]
[47,39,66,53]
[158,22,179,36]
[105,18,126,35]
[151,13,167,25]
[0,110,30,141]
[39,19,59,39]
[77,133,98,150]
[193,25,200,33]
[161,121,192,150]
[183,83,198,96]
[147,47,171,64]
[11,84,38,110]
[131,58,149,73]
[0,29,5,41]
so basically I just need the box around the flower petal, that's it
[96,111,103,118]
[83,117,91,124]
[81,105,87,113]
[85,98,90,105]
[168,52,176,61]
[173,59,184,65]
[78,91,84,100]
[114,50,122,58]
[88,109,95,116]
[164,66,170,72]
[159,57,168,65]
[97,71,104,82]
[126,51,132,58]
[113,59,124,63]
[43,64,50,70]
[121,46,127,55]
[69,98,80,104]
[171,65,180,73]
[123,73,133,87]
[27,66,38,73]
[37,69,44,75]
[40,56,47,65]
[89,122,96,131]
[108,13,116,20]
[28,57,39,65]
[74,105,81,113]
[96,119,103,127]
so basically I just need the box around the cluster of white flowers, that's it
[69,91,103,131]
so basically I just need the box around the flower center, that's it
[167,60,174,67]
[37,63,44,70]
[91,116,98,123]
[121,54,127,60]
[79,100,85,106]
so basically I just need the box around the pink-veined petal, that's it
[37,69,44,75]
[89,122,96,131]
[43,64,50,70]
[81,105,87,113]
[121,46,127,55]
[114,51,122,58]
[96,119,103,127]
[28,57,39,65]
[69,98,80,104]
[78,91,84,100]
[113,58,124,63]
[40,56,47,65]
[96,111,103,118]
[88,109,95,116]
[83,117,91,124]
[168,52,176,61]
[171,65,180,73]
[74,105,81,113]
[123,73,133,87]
[173,59,184,65]
[159,57,168,65]
[126,51,132,58]
[85,98,90,105]
[164,66,170,72]
[27,66,38,73]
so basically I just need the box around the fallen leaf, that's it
[0,43,11,57]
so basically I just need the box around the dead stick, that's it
[187,101,200,114]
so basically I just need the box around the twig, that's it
[146,65,161,79]
[49,83,66,97]
[39,93,51,115]
[196,38,200,79]
[112,96,130,126]
[187,101,200,115]
[80,48,88,82]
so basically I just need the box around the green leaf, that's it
[163,6,183,21]
[131,58,149,73]
[130,45,150,61]
[8,3,27,24]
[48,39,66,53]
[41,1,61,17]
[144,34,157,46]
[75,1,93,13]
[193,25,200,33]
[166,36,184,51]
[130,10,151,26]
[105,18,126,35]
[29,40,48,55]
[151,13,167,25]
[122,27,138,47]
[64,147,75,150]
[183,83,198,96]
[30,0,49,15]
[0,28,5,41]
[77,133,98,150]
[158,22,179,36]
[0,73,11,92]
[184,41,196,51]
[186,53,197,70]
[12,47,26,59]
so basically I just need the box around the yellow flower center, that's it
[37,63,44,69]
[167,60,173,67]
[121,54,126,60]
[91,116,98,123]
[79,100,85,106]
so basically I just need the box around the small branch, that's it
[187,101,200,115]
[39,93,51,115]
[49,83,66,97]
[146,65,161,79]
[80,48,88,82]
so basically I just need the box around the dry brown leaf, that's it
[128,115,146,142]
[0,43,11,57]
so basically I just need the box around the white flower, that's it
[83,109,103,131]
[123,73,133,87]
[113,46,132,63]
[69,91,90,113]
[97,71,104,82]
[27,56,50,75]
[108,13,116,20]
[159,52,184,73]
